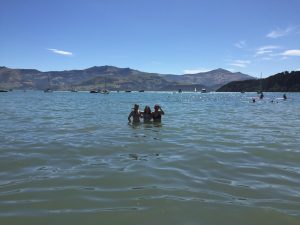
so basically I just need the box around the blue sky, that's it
[1,0,299,77]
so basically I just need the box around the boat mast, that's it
[260,72,262,92]
[47,74,51,90]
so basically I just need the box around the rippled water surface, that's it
[1,91,300,225]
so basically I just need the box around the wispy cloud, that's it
[281,49,300,56]
[266,26,298,38]
[47,48,73,56]
[262,57,272,60]
[226,68,235,72]
[229,60,251,68]
[256,45,280,56]
[234,40,246,49]
[183,68,211,74]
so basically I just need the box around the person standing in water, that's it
[142,106,153,122]
[152,104,164,122]
[128,104,142,123]
[259,92,264,99]
[283,93,287,100]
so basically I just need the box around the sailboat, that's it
[44,74,53,92]
[100,89,109,94]
[70,84,78,92]
[100,76,109,94]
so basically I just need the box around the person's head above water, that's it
[133,104,139,111]
[154,104,160,110]
[144,106,151,113]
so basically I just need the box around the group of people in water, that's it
[128,104,164,123]
[252,93,287,103]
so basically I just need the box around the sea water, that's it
[0,91,300,225]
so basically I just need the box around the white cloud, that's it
[226,68,235,72]
[229,60,251,68]
[256,45,280,55]
[48,48,73,56]
[230,63,246,68]
[235,60,251,64]
[234,40,246,48]
[262,57,272,60]
[281,49,300,56]
[266,26,297,38]
[183,68,210,74]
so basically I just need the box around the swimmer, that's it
[152,104,164,122]
[283,93,287,100]
[259,92,264,99]
[128,104,142,123]
[142,106,153,122]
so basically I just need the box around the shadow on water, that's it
[125,121,164,163]
[128,121,163,129]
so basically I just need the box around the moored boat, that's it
[100,89,109,94]
[100,77,109,94]
[44,75,53,92]
[44,88,53,93]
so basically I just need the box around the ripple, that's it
[1,92,300,223]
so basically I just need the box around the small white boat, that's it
[100,89,109,94]
[100,77,109,94]
[44,88,53,93]
[44,75,53,92]
[201,88,207,93]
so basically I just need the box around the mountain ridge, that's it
[217,71,300,92]
[0,65,255,91]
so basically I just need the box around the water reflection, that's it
[128,121,163,129]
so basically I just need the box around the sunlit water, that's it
[1,91,300,225]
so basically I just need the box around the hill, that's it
[162,68,254,90]
[0,66,173,91]
[217,71,300,92]
[0,66,255,91]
